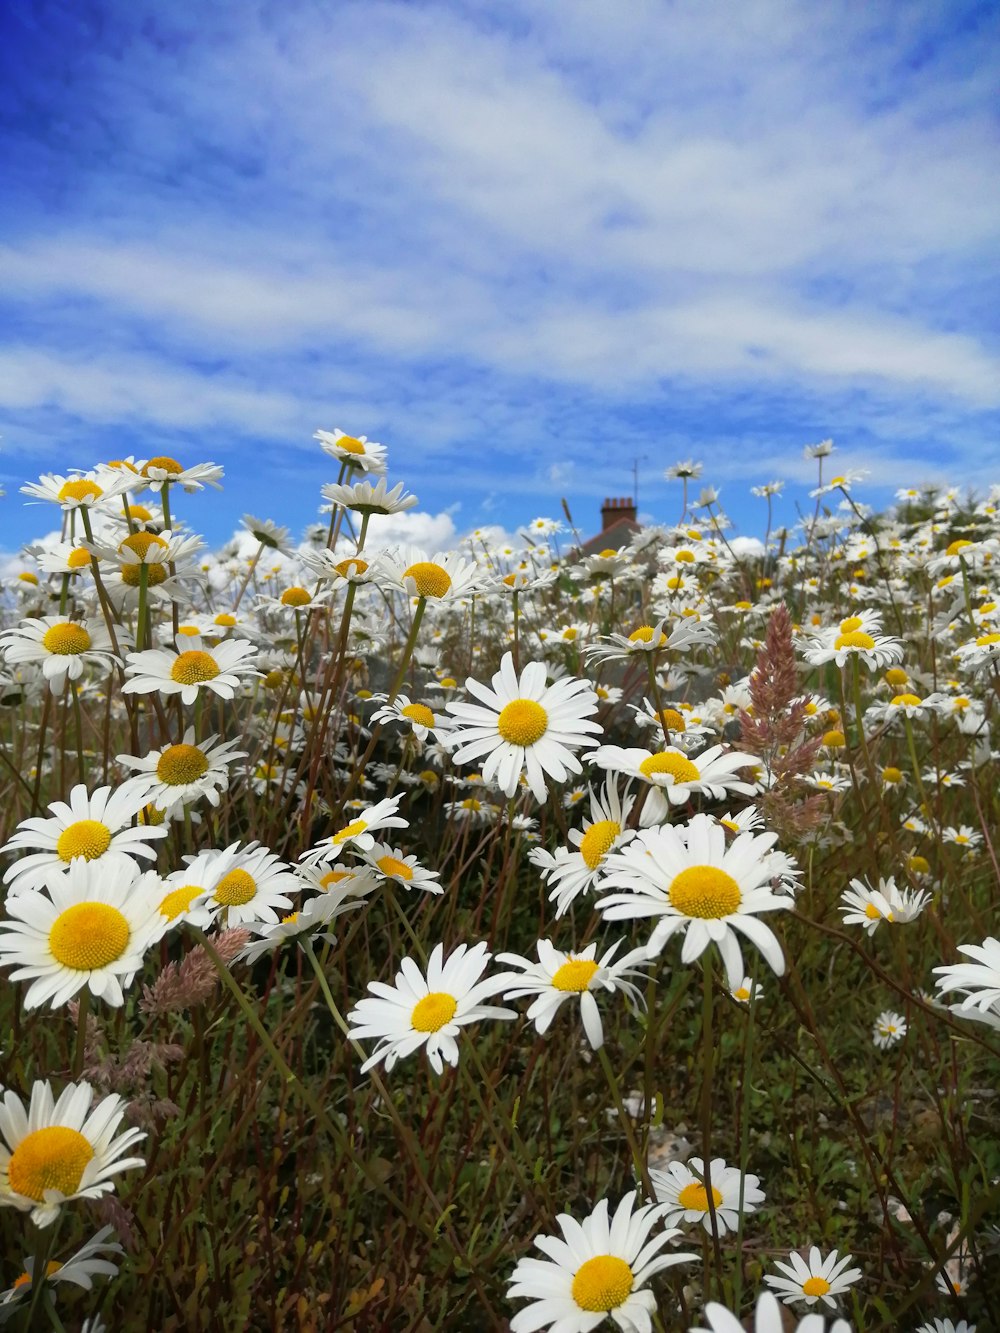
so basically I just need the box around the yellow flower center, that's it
[335,557,369,578]
[156,743,209,785]
[884,667,909,686]
[659,708,686,731]
[49,902,130,969]
[946,539,973,556]
[733,600,752,610]
[280,586,312,607]
[318,870,350,888]
[890,693,921,708]
[57,479,103,504]
[830,475,847,486]
[439,677,457,689]
[281,911,299,925]
[628,625,666,645]
[802,1276,832,1298]
[333,818,368,845]
[497,698,548,746]
[7,1127,95,1202]
[67,548,93,569]
[376,855,413,881]
[214,613,237,627]
[119,531,167,560]
[639,752,700,782]
[158,884,203,920]
[975,633,1000,646]
[170,651,220,685]
[579,819,621,869]
[121,561,167,587]
[401,703,435,728]
[864,902,884,920]
[840,616,863,632]
[668,865,742,918]
[571,1255,634,1312]
[403,561,452,598]
[733,985,750,1001]
[19,571,39,584]
[336,434,365,455]
[665,576,684,590]
[42,622,92,655]
[834,630,876,650]
[822,730,846,747]
[551,958,600,992]
[411,991,457,1032]
[677,1181,724,1212]
[214,869,257,906]
[56,819,112,863]
[675,549,695,563]
[142,455,183,476]
[882,766,903,784]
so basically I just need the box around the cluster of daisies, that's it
[0,433,996,1329]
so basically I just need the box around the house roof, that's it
[577,516,642,556]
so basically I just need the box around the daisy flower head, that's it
[507,1190,697,1333]
[535,778,638,917]
[729,974,764,1004]
[0,858,168,1009]
[764,1247,862,1309]
[137,455,224,492]
[0,1080,146,1227]
[314,427,388,474]
[21,468,139,513]
[322,476,417,515]
[123,633,259,706]
[445,653,601,803]
[665,459,704,480]
[691,1290,854,1333]
[241,515,292,554]
[299,796,409,865]
[0,616,122,695]
[2,1225,123,1306]
[203,843,302,926]
[117,729,247,817]
[954,630,1000,674]
[839,876,929,935]
[383,547,492,602]
[584,617,716,667]
[649,1156,764,1236]
[802,615,903,672]
[362,843,443,895]
[496,938,648,1050]
[236,881,371,964]
[589,743,757,810]
[154,844,248,928]
[933,935,1000,1016]
[368,693,449,742]
[346,941,516,1075]
[1,780,166,896]
[598,814,795,986]
[872,1010,907,1049]
[915,1320,976,1333]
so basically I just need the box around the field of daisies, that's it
[0,434,997,1333]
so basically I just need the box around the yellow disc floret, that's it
[7,1127,95,1201]
[333,818,368,845]
[579,820,621,869]
[802,1276,832,1298]
[335,558,368,578]
[401,703,435,728]
[156,743,209,785]
[67,548,93,570]
[56,820,112,863]
[639,752,700,783]
[42,623,92,656]
[335,434,365,455]
[571,1255,634,1313]
[551,958,600,992]
[411,992,457,1032]
[57,479,102,504]
[49,903,130,969]
[170,651,220,685]
[497,699,548,746]
[158,884,203,920]
[142,455,183,476]
[213,869,257,906]
[834,630,875,650]
[280,586,312,607]
[376,855,413,881]
[677,1181,724,1213]
[119,532,167,560]
[403,561,452,598]
[668,865,741,918]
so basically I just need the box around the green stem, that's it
[596,1043,653,1197]
[388,596,426,703]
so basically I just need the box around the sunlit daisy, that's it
[445,653,601,802]
[0,858,167,1009]
[649,1156,764,1236]
[531,778,638,917]
[692,1290,853,1333]
[0,1080,146,1227]
[507,1190,697,1333]
[362,843,443,895]
[137,456,224,492]
[117,728,247,817]
[1,780,166,896]
[368,693,449,742]
[21,469,138,513]
[933,936,1000,1017]
[802,615,903,671]
[346,941,516,1075]
[0,615,123,694]
[764,1248,862,1309]
[584,617,716,667]
[123,633,259,705]
[496,938,648,1050]
[299,796,409,865]
[383,547,492,602]
[588,744,757,809]
[204,843,302,926]
[839,877,929,935]
[322,476,417,515]
[598,814,795,985]
[314,428,388,474]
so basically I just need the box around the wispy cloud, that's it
[0,0,997,549]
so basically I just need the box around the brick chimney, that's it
[600,496,637,530]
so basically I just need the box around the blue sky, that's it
[1,0,998,553]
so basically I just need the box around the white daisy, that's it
[314,428,388,474]
[0,858,168,1010]
[531,778,638,918]
[204,843,302,926]
[299,796,409,865]
[802,615,903,672]
[839,877,929,935]
[2,1225,123,1305]
[933,936,1000,1016]
[649,1156,764,1236]
[915,1319,976,1333]
[598,814,795,986]
[588,744,757,810]
[507,1190,697,1333]
[362,843,443,895]
[236,879,373,964]
[0,616,122,694]
[122,634,259,706]
[496,938,648,1050]
[0,1080,146,1227]
[117,728,247,817]
[691,1290,853,1332]
[322,476,417,515]
[368,693,450,742]
[584,617,716,667]
[21,469,138,513]
[1,780,166,896]
[383,547,493,602]
[346,941,516,1075]
[137,455,224,492]
[872,1010,907,1049]
[764,1247,863,1309]
[445,653,602,802]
